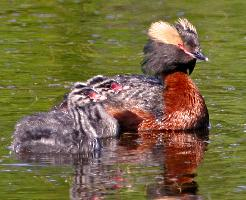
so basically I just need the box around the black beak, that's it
[193,51,208,61]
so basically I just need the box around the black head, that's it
[175,18,208,62]
[142,18,208,76]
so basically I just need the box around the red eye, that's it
[178,43,184,49]
[177,43,195,58]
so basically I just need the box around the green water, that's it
[0,0,245,199]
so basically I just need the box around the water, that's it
[0,0,245,199]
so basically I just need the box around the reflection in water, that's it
[140,130,209,199]
[14,129,209,199]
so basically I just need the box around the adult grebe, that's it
[79,18,209,132]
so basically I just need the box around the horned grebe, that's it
[78,18,209,132]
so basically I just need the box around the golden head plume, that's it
[148,21,183,46]
[176,18,197,34]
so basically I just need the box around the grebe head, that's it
[67,82,103,150]
[68,82,103,108]
[67,82,119,147]
[142,18,208,76]
[175,18,208,62]
[93,79,123,94]
[87,75,123,94]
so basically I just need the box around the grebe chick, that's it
[89,18,209,131]
[11,85,118,154]
[67,83,119,150]
[54,78,122,113]
[86,75,123,94]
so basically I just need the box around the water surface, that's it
[0,0,245,199]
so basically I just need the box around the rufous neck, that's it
[161,72,209,130]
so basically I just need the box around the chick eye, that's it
[102,83,111,88]
[82,91,89,96]
[82,89,93,96]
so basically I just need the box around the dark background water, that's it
[0,0,245,199]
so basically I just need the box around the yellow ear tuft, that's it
[148,21,183,46]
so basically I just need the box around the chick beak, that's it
[192,51,209,61]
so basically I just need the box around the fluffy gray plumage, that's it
[11,85,119,154]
